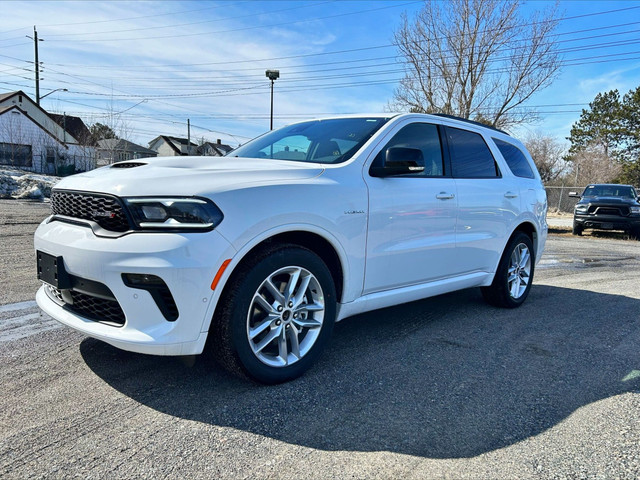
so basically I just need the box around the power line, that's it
[7,22,637,94]
[34,17,640,75]
[40,2,421,43]
[41,1,334,38]
[27,39,640,97]
[25,49,639,106]
[40,32,640,88]
[0,1,252,34]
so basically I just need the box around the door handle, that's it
[504,191,518,199]
[436,192,455,200]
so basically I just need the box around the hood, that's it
[579,195,639,206]
[54,156,324,197]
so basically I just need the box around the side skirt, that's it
[336,271,492,322]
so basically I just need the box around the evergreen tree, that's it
[567,90,624,160]
[89,123,118,143]
[567,86,640,185]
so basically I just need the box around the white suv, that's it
[35,114,547,383]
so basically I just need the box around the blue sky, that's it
[1,0,639,148]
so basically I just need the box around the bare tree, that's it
[391,0,562,129]
[568,144,621,186]
[95,99,136,165]
[524,132,567,184]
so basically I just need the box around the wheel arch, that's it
[512,221,537,256]
[207,226,348,330]
[234,230,346,303]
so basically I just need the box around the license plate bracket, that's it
[37,251,72,289]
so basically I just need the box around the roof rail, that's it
[432,113,509,135]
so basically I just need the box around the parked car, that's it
[34,113,548,383]
[569,184,640,238]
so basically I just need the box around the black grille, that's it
[45,285,126,326]
[68,290,126,326]
[589,205,629,216]
[51,191,130,232]
[111,162,146,169]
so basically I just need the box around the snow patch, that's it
[0,168,60,200]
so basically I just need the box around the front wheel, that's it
[482,232,534,309]
[210,245,336,384]
[572,221,583,236]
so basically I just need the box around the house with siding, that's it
[0,90,95,173]
[148,135,197,156]
[96,138,157,166]
[197,139,233,156]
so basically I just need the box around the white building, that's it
[148,135,197,156]
[0,90,95,174]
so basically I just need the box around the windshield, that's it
[583,185,637,198]
[229,117,390,164]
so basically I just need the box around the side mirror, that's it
[370,147,425,177]
[568,191,580,198]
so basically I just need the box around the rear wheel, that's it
[482,232,534,309]
[210,245,336,384]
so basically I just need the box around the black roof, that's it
[432,113,509,135]
[49,113,94,145]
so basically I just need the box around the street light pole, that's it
[40,88,68,100]
[265,70,280,130]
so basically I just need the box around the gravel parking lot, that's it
[1,199,639,479]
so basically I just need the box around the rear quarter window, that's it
[493,138,535,179]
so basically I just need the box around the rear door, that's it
[444,126,520,275]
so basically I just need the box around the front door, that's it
[363,122,458,294]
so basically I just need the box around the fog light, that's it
[122,273,166,286]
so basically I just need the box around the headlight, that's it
[124,197,223,231]
[575,204,588,213]
[631,206,640,215]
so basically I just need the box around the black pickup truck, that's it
[570,184,640,238]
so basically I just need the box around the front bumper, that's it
[574,214,640,231]
[34,217,236,355]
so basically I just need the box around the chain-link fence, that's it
[545,186,584,213]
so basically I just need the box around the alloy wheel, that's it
[507,243,531,299]
[246,266,325,367]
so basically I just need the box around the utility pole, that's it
[187,118,191,155]
[26,26,43,105]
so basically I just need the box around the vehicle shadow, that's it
[80,285,640,458]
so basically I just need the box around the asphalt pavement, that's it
[1,199,639,479]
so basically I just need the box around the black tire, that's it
[572,221,583,236]
[209,244,336,384]
[482,232,534,309]
[630,228,640,241]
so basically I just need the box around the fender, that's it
[199,223,354,334]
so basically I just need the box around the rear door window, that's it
[445,127,499,178]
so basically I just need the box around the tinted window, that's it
[371,123,444,177]
[231,117,389,164]
[493,138,534,179]
[583,185,637,198]
[446,127,499,178]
